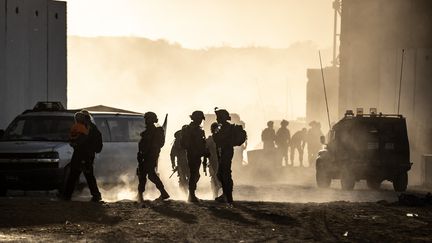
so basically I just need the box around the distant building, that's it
[306,66,339,132]
[0,0,66,128]
[339,0,432,184]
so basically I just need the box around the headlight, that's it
[37,152,59,159]
[35,152,60,162]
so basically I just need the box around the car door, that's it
[93,116,145,184]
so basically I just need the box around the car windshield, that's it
[2,115,74,142]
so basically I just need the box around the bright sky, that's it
[66,0,335,49]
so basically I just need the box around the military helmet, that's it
[190,110,205,121]
[144,112,158,123]
[215,108,231,121]
[267,121,274,126]
[281,119,289,126]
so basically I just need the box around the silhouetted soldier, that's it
[137,112,170,203]
[261,121,276,150]
[276,119,291,166]
[290,128,307,167]
[307,121,323,167]
[213,109,235,206]
[206,122,222,199]
[63,111,102,202]
[170,129,189,194]
[181,111,207,202]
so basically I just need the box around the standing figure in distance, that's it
[275,120,291,167]
[181,111,207,202]
[306,121,324,168]
[261,121,276,150]
[290,128,307,167]
[136,112,170,203]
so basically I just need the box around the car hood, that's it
[0,141,68,153]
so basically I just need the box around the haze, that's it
[66,0,337,148]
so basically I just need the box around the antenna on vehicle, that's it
[319,51,332,131]
[397,49,405,115]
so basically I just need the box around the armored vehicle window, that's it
[106,117,145,142]
[3,116,73,142]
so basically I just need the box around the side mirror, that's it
[320,135,326,145]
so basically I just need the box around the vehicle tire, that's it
[393,172,408,192]
[367,179,382,190]
[316,169,331,188]
[341,168,355,190]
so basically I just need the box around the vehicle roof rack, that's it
[32,101,65,112]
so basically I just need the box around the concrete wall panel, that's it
[48,1,66,106]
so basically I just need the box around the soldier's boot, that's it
[188,191,199,203]
[215,194,226,203]
[156,189,170,201]
[137,192,144,203]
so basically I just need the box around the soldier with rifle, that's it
[136,112,170,204]
[170,128,189,194]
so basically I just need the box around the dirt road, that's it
[1,184,431,242]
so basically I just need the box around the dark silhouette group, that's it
[261,120,323,167]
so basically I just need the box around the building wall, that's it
[0,0,66,129]
[339,0,432,184]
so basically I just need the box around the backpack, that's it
[180,125,190,150]
[231,124,247,146]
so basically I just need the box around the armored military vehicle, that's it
[316,109,412,192]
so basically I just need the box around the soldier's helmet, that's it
[281,120,289,127]
[267,121,274,127]
[215,108,231,121]
[74,112,86,123]
[144,112,158,123]
[190,110,205,121]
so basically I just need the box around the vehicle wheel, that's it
[393,172,408,192]
[341,168,355,190]
[367,179,382,190]
[316,169,331,188]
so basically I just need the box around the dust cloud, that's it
[67,37,400,203]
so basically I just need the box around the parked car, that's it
[0,102,145,196]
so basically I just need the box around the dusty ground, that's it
[1,183,432,243]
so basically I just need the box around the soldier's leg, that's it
[187,155,201,194]
[82,163,101,200]
[290,146,295,164]
[137,163,148,195]
[63,162,82,200]
[220,150,234,203]
[298,146,304,167]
